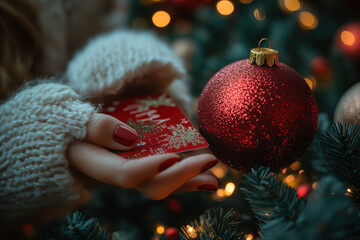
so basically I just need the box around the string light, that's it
[239,0,253,4]
[347,188,352,193]
[282,168,288,174]
[152,11,171,28]
[156,225,165,234]
[298,11,318,30]
[341,31,356,46]
[186,225,198,238]
[245,234,254,240]
[312,182,319,189]
[299,169,305,174]
[224,182,236,196]
[283,0,301,12]
[254,8,266,21]
[216,0,235,16]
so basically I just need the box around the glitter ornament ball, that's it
[197,39,318,172]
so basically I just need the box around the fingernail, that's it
[113,125,138,146]
[158,157,180,172]
[200,160,218,173]
[198,184,218,192]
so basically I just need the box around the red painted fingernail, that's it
[113,125,138,146]
[159,157,180,172]
[198,184,218,192]
[200,160,218,173]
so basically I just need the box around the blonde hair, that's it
[0,0,41,99]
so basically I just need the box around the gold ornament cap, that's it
[249,38,279,67]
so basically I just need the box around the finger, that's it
[85,113,138,150]
[172,171,219,194]
[136,154,218,200]
[68,141,180,188]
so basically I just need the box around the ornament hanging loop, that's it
[249,38,279,67]
[258,38,271,50]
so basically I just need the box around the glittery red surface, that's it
[197,59,318,172]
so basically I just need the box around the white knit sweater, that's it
[0,0,189,221]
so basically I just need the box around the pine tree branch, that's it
[321,123,360,206]
[65,211,110,240]
[240,166,306,226]
[180,207,244,240]
[261,176,360,240]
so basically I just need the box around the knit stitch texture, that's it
[0,83,95,218]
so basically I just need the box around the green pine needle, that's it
[180,207,244,240]
[240,166,306,226]
[321,123,360,206]
[65,211,110,240]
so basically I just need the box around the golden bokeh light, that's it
[341,30,356,46]
[225,182,236,196]
[290,161,301,171]
[152,11,171,28]
[239,0,253,4]
[156,225,165,234]
[216,189,225,197]
[298,11,318,30]
[210,164,228,179]
[312,182,319,189]
[284,174,295,184]
[254,8,266,21]
[216,0,235,16]
[347,188,352,193]
[284,0,301,12]
[186,225,198,238]
[245,234,254,240]
[299,169,305,174]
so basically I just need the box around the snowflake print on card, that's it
[102,93,208,159]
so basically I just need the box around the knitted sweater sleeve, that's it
[0,83,95,219]
[66,30,192,114]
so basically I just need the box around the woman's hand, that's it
[68,113,219,200]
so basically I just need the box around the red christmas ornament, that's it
[197,39,318,172]
[335,22,360,59]
[297,184,312,199]
[165,227,179,240]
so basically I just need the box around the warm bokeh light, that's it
[239,0,253,4]
[312,182,319,189]
[290,161,301,170]
[156,225,165,234]
[210,164,228,179]
[282,168,288,174]
[298,11,318,30]
[186,225,198,238]
[284,174,295,184]
[299,169,305,174]
[347,188,352,193]
[304,76,317,90]
[152,11,171,27]
[216,188,225,197]
[225,182,236,196]
[284,0,301,12]
[254,8,266,21]
[341,31,356,46]
[216,0,235,16]
[245,234,254,240]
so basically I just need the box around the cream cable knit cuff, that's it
[66,31,191,113]
[0,83,95,218]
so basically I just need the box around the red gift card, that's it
[102,93,209,159]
